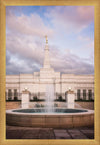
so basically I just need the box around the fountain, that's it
[45,84,54,113]
[6,87,94,128]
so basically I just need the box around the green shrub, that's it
[54,96,66,102]
[6,100,21,102]
[33,96,38,101]
[75,99,94,102]
[14,97,18,101]
[35,103,40,108]
[8,97,12,101]
[30,99,45,102]
[58,96,63,101]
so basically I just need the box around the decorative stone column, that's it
[66,88,75,108]
[21,88,30,109]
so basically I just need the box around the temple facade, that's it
[6,37,94,101]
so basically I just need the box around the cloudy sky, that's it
[6,6,94,75]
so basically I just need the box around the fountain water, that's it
[45,84,54,113]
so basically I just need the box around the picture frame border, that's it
[0,0,100,145]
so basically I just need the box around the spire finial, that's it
[45,35,48,44]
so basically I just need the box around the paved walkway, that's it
[6,126,94,139]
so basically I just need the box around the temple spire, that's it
[43,36,50,68]
[45,35,48,44]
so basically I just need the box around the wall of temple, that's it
[6,73,94,101]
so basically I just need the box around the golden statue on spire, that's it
[45,35,48,44]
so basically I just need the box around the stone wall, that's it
[6,102,21,110]
[6,101,94,110]
[75,102,94,110]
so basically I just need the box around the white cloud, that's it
[45,6,94,33]
[6,6,94,75]
[6,42,94,75]
[6,9,54,37]
[50,48,94,74]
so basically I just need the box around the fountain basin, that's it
[6,108,94,128]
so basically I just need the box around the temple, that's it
[6,37,94,101]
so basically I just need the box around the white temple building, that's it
[6,36,94,101]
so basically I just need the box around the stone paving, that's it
[6,126,94,139]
